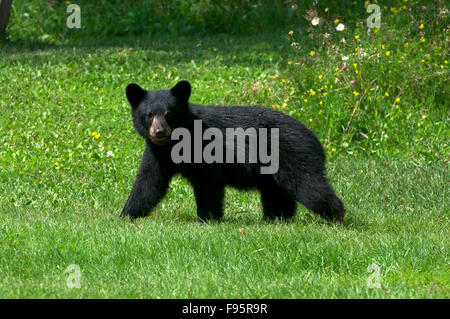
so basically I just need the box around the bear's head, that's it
[125,80,191,146]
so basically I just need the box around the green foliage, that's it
[270,1,449,160]
[7,0,289,41]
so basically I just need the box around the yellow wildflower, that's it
[419,24,424,30]
[310,50,316,56]
[353,91,359,97]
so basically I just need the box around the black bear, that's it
[120,80,345,222]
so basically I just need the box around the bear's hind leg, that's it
[192,182,225,223]
[260,186,296,221]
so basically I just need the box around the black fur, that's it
[120,81,345,222]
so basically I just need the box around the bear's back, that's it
[189,103,325,162]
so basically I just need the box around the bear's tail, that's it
[293,175,346,221]
[328,193,346,221]
[310,192,345,221]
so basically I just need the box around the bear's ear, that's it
[126,83,146,108]
[170,80,191,103]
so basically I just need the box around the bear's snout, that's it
[149,116,172,145]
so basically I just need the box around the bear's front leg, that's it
[120,147,172,219]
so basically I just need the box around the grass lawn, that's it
[0,33,448,298]
[0,157,448,298]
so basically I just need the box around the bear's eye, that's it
[147,111,153,118]
[165,110,173,121]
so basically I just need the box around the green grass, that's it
[0,159,448,298]
[0,1,449,298]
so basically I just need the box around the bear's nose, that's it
[154,128,166,138]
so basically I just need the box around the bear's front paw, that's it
[120,205,148,220]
